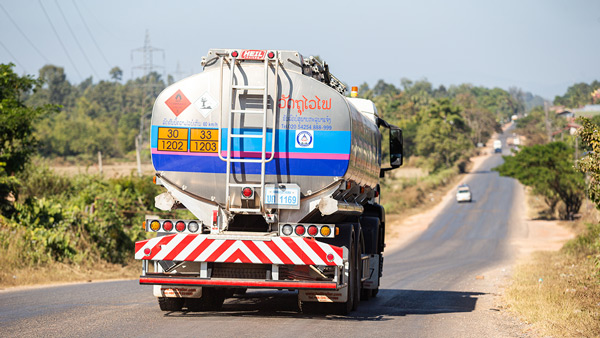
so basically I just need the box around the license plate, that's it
[264,184,300,209]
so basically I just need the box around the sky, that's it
[1,0,599,100]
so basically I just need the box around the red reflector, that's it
[231,51,238,57]
[175,221,186,232]
[213,210,218,224]
[242,187,253,197]
[326,253,334,262]
[162,221,173,232]
[307,225,318,236]
[295,225,305,236]
[144,248,151,256]
[267,51,275,58]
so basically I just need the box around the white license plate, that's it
[264,184,300,209]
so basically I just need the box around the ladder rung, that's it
[231,109,265,114]
[229,158,265,163]
[229,183,262,187]
[230,134,263,139]
[232,85,265,90]
[229,208,262,213]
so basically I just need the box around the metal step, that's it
[231,109,265,114]
[232,85,265,90]
[229,134,264,139]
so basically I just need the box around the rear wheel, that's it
[184,288,226,312]
[158,297,184,312]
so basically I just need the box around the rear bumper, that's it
[140,274,340,290]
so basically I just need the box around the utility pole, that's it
[131,30,166,176]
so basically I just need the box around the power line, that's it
[0,40,27,72]
[38,0,83,81]
[54,0,99,79]
[71,0,111,68]
[0,3,49,63]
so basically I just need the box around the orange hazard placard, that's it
[165,89,191,116]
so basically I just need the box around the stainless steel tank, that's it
[150,50,381,209]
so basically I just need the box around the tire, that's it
[298,299,320,314]
[184,288,226,312]
[158,297,184,312]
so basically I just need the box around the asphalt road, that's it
[0,132,527,338]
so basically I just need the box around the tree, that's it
[415,99,472,171]
[36,65,73,105]
[494,142,585,220]
[554,81,600,108]
[0,63,56,215]
[109,67,123,82]
[576,117,600,209]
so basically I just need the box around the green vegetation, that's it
[494,142,585,220]
[505,103,600,337]
[27,64,166,161]
[554,80,600,108]
[0,160,164,285]
[0,64,57,215]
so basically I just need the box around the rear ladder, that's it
[219,53,278,213]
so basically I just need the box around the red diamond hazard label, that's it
[165,89,191,116]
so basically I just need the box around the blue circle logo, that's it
[296,131,313,147]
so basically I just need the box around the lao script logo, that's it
[295,130,314,148]
[280,95,332,116]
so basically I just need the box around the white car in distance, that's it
[456,184,472,203]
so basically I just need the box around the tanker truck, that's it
[134,49,403,314]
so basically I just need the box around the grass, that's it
[0,218,140,289]
[507,251,600,337]
[0,261,139,290]
[506,194,600,337]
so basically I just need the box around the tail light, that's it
[231,51,238,58]
[188,221,199,233]
[281,224,293,236]
[267,51,275,59]
[307,225,318,237]
[320,226,331,237]
[295,225,305,236]
[175,221,186,232]
[149,220,161,231]
[241,187,254,199]
[162,221,173,232]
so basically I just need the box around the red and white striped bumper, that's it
[135,234,345,266]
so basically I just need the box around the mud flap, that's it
[362,254,380,290]
[298,285,348,303]
[153,285,203,298]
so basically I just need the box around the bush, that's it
[7,164,163,266]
